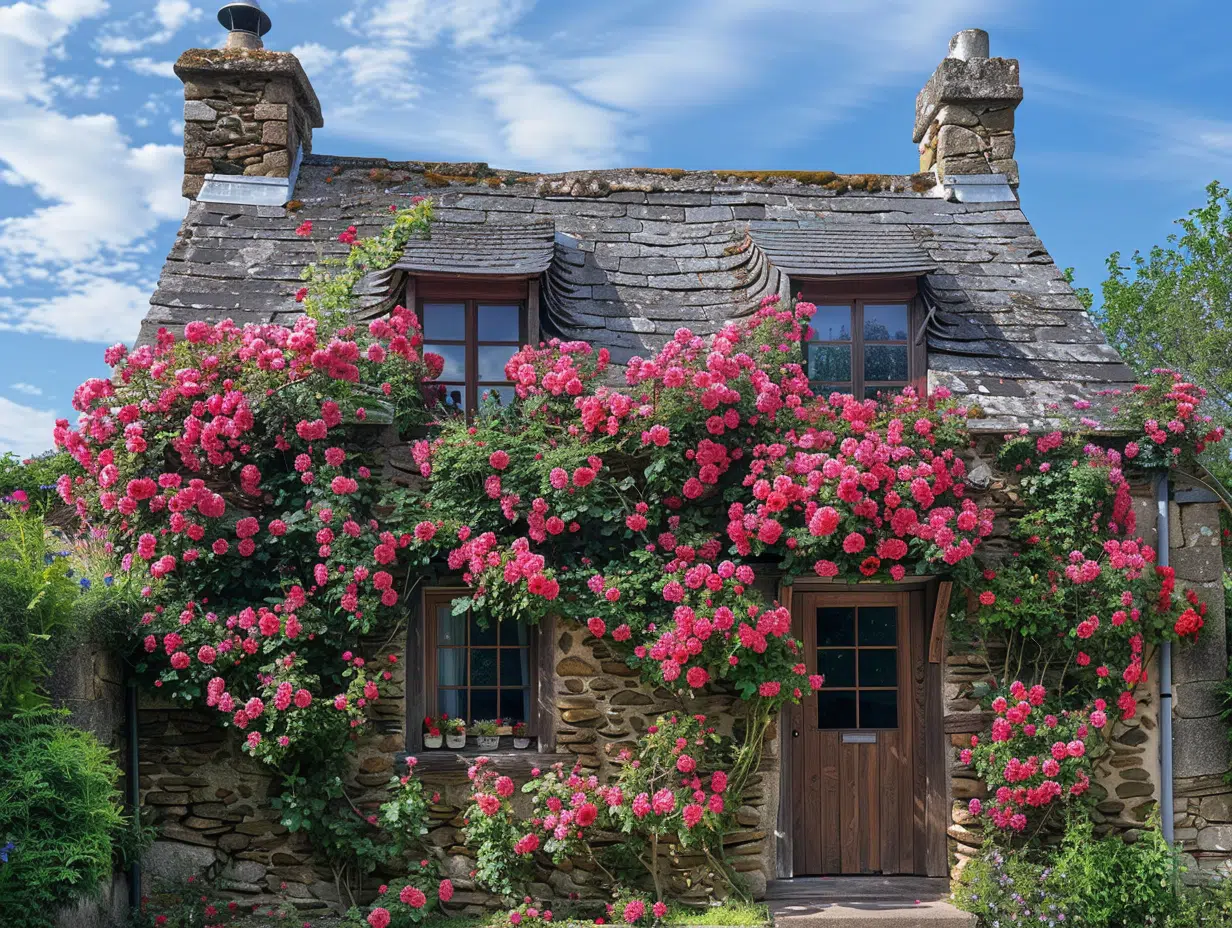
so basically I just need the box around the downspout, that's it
[1156,473,1174,844]
[126,677,142,914]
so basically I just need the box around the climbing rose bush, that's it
[53,257,440,759]
[961,682,1098,832]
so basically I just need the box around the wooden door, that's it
[790,590,925,875]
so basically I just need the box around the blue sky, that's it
[1,0,1229,456]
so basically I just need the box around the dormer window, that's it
[410,278,539,418]
[797,279,926,399]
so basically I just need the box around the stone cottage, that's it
[125,6,1232,916]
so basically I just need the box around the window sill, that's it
[397,750,575,776]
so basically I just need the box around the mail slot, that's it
[841,732,878,744]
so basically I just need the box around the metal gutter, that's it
[1157,474,1174,844]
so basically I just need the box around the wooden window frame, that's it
[408,275,542,419]
[406,585,557,753]
[792,276,926,399]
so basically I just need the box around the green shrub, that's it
[0,451,72,507]
[0,710,124,922]
[954,819,1182,928]
[0,509,80,709]
[1171,877,1232,927]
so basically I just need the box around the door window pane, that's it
[859,690,898,729]
[500,649,529,685]
[809,344,852,382]
[500,621,529,646]
[810,306,852,341]
[859,607,897,646]
[858,649,897,687]
[818,691,858,729]
[426,384,467,417]
[438,689,464,718]
[863,305,909,341]
[864,345,909,383]
[471,649,499,685]
[437,649,466,687]
[470,617,498,646]
[817,649,855,688]
[478,304,521,341]
[422,303,466,341]
[817,608,856,647]
[437,606,465,645]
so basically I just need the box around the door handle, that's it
[793,730,800,737]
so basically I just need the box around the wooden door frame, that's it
[774,578,948,879]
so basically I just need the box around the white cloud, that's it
[154,0,200,33]
[0,105,184,263]
[10,382,43,396]
[0,0,109,102]
[125,56,176,78]
[476,65,632,169]
[340,43,413,90]
[0,396,59,457]
[290,41,338,78]
[0,275,153,343]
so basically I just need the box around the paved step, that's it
[767,877,975,928]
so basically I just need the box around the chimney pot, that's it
[947,29,989,61]
[218,0,271,50]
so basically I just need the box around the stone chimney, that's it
[174,2,323,201]
[914,29,1022,187]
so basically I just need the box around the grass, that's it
[663,901,770,926]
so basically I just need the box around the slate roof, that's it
[142,155,1135,431]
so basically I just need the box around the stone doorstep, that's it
[772,901,974,927]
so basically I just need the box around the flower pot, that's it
[424,734,443,749]
[476,735,500,750]
[446,733,466,749]
[513,737,531,750]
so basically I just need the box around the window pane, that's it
[437,606,466,646]
[500,689,531,722]
[501,649,529,686]
[422,303,466,341]
[817,649,855,688]
[425,343,466,380]
[808,344,851,382]
[864,304,909,341]
[810,305,852,341]
[859,690,898,729]
[818,691,857,729]
[437,648,466,686]
[438,688,464,719]
[863,345,909,382]
[426,384,467,416]
[471,690,499,720]
[478,304,521,342]
[471,617,497,646]
[478,345,516,381]
[471,649,499,685]
[864,384,904,400]
[477,385,516,413]
[813,383,854,398]
[859,607,897,646]
[500,621,529,646]
[817,607,855,647]
[859,649,898,687]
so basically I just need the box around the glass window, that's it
[427,594,534,730]
[816,604,900,730]
[418,299,525,418]
[802,299,915,398]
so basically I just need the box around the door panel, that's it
[792,590,923,875]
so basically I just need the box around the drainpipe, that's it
[1156,473,1174,844]
[126,678,142,914]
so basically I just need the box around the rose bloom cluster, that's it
[963,681,1101,832]
[57,307,439,759]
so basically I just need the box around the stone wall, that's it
[138,620,779,915]
[1170,478,1232,880]
[174,49,323,199]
